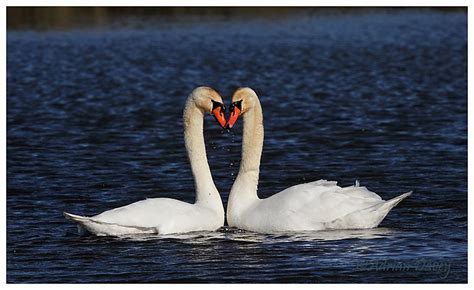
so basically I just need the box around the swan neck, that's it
[239,101,264,176]
[230,99,264,205]
[183,98,221,207]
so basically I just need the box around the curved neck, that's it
[229,99,264,206]
[183,98,222,208]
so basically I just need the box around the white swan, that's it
[226,87,411,234]
[64,87,227,236]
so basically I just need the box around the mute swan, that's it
[64,87,227,236]
[226,87,411,234]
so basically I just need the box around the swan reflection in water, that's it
[110,226,397,243]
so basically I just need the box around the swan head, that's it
[226,87,258,129]
[191,86,227,128]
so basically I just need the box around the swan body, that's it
[64,198,223,235]
[226,88,411,234]
[64,87,227,236]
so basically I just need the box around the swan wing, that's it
[92,198,195,227]
[252,180,408,231]
[265,180,383,219]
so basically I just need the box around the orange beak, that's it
[226,100,242,129]
[211,102,227,129]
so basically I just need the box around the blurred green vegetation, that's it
[7,7,466,30]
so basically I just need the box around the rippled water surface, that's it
[7,10,467,283]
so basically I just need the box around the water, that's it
[7,10,467,283]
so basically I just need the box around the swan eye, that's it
[230,100,242,112]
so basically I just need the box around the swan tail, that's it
[384,191,412,210]
[324,191,412,230]
[63,211,88,222]
[63,212,159,236]
[63,212,96,236]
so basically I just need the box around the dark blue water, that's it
[7,10,467,283]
